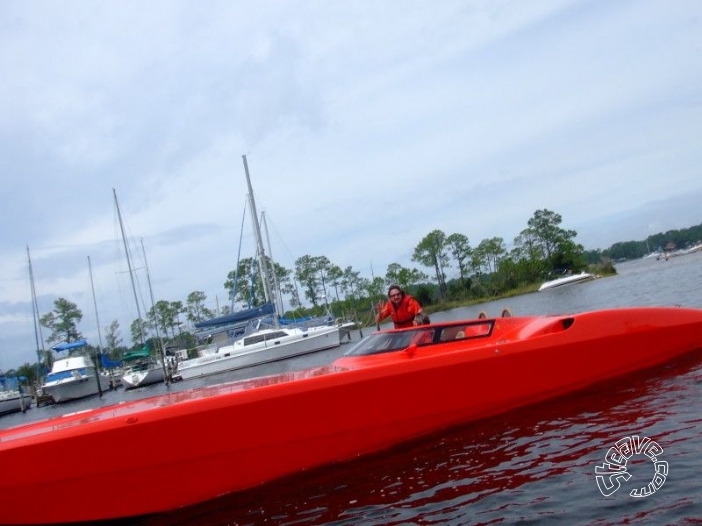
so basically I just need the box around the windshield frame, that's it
[343,320,495,357]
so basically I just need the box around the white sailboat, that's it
[175,155,342,381]
[113,189,168,389]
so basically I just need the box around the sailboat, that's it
[175,155,342,381]
[0,376,32,415]
[113,189,168,389]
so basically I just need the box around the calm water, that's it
[4,252,702,525]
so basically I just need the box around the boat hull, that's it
[41,355,112,403]
[0,394,32,415]
[121,366,166,389]
[177,325,341,380]
[1,307,702,524]
[42,374,111,403]
[538,271,595,291]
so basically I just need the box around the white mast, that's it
[27,246,46,379]
[113,188,146,345]
[87,256,104,351]
[141,238,169,384]
[242,155,278,328]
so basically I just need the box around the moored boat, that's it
[176,155,344,381]
[538,270,595,291]
[176,323,341,380]
[40,341,110,403]
[2,306,702,525]
[120,349,166,389]
[0,377,32,416]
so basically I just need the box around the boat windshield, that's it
[344,320,495,356]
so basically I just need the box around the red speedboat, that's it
[2,307,702,524]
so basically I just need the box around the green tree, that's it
[516,209,584,273]
[412,230,449,300]
[149,300,178,339]
[281,278,303,310]
[15,363,38,387]
[225,256,291,309]
[105,320,122,352]
[39,298,84,345]
[295,255,326,307]
[225,257,264,307]
[327,265,344,303]
[185,291,214,324]
[170,301,186,334]
[130,318,149,348]
[384,263,428,291]
[473,237,506,275]
[446,233,472,283]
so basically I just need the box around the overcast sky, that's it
[1,1,701,369]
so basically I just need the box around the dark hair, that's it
[414,313,430,325]
[388,285,404,297]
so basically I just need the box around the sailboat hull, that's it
[121,366,166,389]
[0,393,32,415]
[177,325,341,380]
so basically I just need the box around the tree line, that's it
[583,222,702,262]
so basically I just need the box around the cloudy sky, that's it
[1,0,701,369]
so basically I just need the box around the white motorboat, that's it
[176,324,341,380]
[538,271,595,292]
[41,342,111,403]
[0,377,32,415]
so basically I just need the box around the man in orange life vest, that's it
[376,285,428,329]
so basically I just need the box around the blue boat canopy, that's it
[100,354,123,368]
[52,340,88,352]
[194,303,276,329]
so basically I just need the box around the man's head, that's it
[387,285,403,305]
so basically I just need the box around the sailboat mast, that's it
[87,256,104,351]
[261,211,283,314]
[230,200,248,311]
[141,239,169,384]
[27,246,46,378]
[242,155,277,326]
[113,188,146,344]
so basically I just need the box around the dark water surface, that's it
[4,252,702,525]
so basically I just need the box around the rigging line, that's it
[113,189,146,345]
[87,256,104,352]
[258,212,297,269]
[231,198,248,311]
